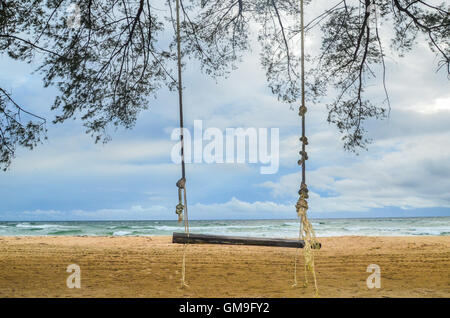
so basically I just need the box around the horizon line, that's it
[0,215,449,222]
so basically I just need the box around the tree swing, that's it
[171,0,320,294]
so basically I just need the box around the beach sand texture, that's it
[0,236,449,297]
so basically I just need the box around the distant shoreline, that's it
[1,215,449,222]
[1,217,449,237]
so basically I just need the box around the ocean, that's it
[0,217,449,237]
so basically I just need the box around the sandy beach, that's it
[0,236,448,298]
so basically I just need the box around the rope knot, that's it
[175,203,184,222]
[295,197,308,217]
[298,183,309,199]
[175,178,186,223]
[176,178,186,189]
[299,150,308,161]
[299,105,307,116]
[300,136,308,145]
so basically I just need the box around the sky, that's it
[0,1,449,221]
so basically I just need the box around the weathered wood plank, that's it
[172,232,306,248]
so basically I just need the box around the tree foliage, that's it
[182,0,448,150]
[0,0,448,170]
[0,87,46,170]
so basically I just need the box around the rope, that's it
[174,0,189,288]
[171,0,319,294]
[292,0,320,297]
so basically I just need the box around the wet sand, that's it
[0,236,448,297]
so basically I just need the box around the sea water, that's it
[0,217,449,237]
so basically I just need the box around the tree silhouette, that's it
[0,0,448,170]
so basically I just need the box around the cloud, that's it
[1,4,449,220]
[9,134,177,176]
[261,130,450,213]
[191,197,293,219]
[0,198,294,221]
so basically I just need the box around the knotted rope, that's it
[292,0,320,297]
[174,0,189,288]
